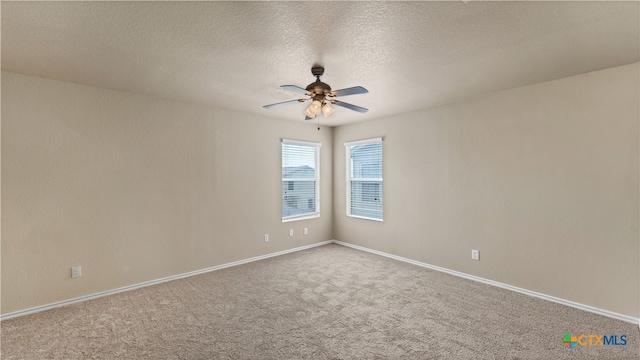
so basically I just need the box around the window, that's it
[361,182,380,202]
[345,137,383,221]
[282,139,320,221]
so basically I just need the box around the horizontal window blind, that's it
[345,138,383,221]
[282,139,320,221]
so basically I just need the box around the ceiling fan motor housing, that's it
[307,66,331,95]
[306,81,331,95]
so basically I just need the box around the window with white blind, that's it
[345,137,383,221]
[282,139,320,221]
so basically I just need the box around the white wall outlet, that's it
[471,250,480,261]
[264,234,269,242]
[289,229,294,237]
[303,227,308,235]
[71,265,82,278]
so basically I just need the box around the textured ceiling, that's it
[2,2,639,126]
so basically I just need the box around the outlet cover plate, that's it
[71,266,82,278]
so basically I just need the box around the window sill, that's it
[346,214,383,222]
[282,213,320,223]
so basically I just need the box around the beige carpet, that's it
[1,244,638,359]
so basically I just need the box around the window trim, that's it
[281,139,321,222]
[345,137,383,222]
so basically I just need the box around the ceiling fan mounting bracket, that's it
[311,66,325,77]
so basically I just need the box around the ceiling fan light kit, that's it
[263,66,368,124]
[321,102,334,117]
[305,100,321,118]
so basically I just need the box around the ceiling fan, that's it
[263,66,368,121]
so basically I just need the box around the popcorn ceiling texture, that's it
[2,1,638,126]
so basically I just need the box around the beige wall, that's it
[333,63,639,318]
[3,63,639,319]
[1,72,333,314]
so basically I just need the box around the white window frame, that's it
[282,139,321,222]
[345,137,383,222]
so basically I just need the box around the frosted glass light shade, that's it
[305,106,316,118]
[309,100,322,115]
[322,103,334,117]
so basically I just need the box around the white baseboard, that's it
[4,239,637,326]
[0,240,333,321]
[332,240,640,326]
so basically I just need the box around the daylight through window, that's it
[282,139,320,221]
[345,137,383,221]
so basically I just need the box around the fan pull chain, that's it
[317,116,320,131]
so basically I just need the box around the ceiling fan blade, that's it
[281,85,309,95]
[263,99,306,109]
[330,86,368,97]
[305,116,314,121]
[331,100,368,113]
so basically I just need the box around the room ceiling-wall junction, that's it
[2,1,638,126]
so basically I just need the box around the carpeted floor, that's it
[1,243,638,359]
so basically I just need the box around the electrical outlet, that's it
[264,234,269,242]
[71,265,82,278]
[303,227,308,235]
[471,250,480,261]
[289,229,294,237]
